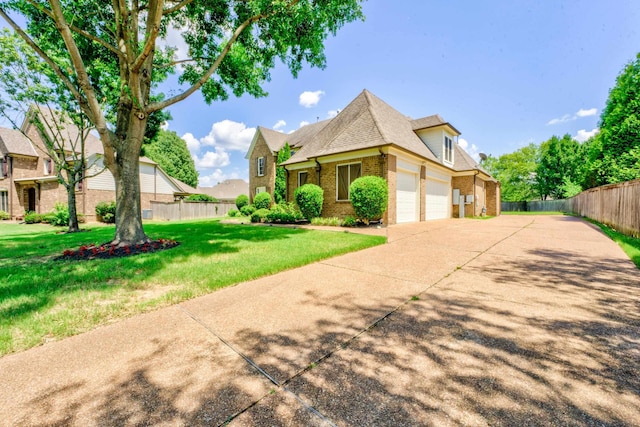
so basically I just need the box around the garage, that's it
[396,171,419,223]
[425,177,450,220]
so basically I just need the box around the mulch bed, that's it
[55,239,180,261]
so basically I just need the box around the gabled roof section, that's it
[0,127,38,157]
[411,114,461,135]
[198,179,248,200]
[453,144,495,179]
[282,90,439,165]
[24,106,104,155]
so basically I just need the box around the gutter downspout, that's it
[314,159,321,185]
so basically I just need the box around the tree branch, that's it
[162,0,193,15]
[131,0,164,74]
[24,0,121,57]
[48,0,110,144]
[0,7,84,105]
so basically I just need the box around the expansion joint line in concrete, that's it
[177,305,338,427]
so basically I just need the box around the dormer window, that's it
[444,136,453,164]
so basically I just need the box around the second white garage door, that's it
[425,178,450,220]
[397,171,419,223]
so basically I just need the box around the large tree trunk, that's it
[66,183,80,233]
[111,117,149,246]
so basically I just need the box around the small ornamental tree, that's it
[254,192,272,210]
[349,176,388,223]
[235,194,249,210]
[294,184,324,220]
[274,142,291,204]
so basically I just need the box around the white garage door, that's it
[397,171,418,223]
[425,178,450,220]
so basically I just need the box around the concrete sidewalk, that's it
[1,215,639,426]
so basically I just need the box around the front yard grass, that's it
[0,219,386,356]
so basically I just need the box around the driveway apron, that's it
[0,215,638,426]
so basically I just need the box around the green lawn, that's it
[585,219,640,269]
[0,219,385,356]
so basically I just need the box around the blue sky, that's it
[3,2,640,186]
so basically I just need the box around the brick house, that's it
[245,90,500,225]
[0,112,196,221]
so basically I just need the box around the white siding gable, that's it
[87,155,180,195]
[416,128,456,167]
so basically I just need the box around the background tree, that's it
[0,29,103,232]
[142,129,198,188]
[590,52,640,185]
[536,134,584,199]
[274,142,291,204]
[483,143,540,201]
[0,0,364,246]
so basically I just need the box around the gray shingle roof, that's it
[282,90,439,165]
[28,106,103,155]
[198,179,249,200]
[0,127,38,157]
[410,114,461,135]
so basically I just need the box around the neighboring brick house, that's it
[245,90,500,225]
[0,112,196,221]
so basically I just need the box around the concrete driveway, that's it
[1,215,638,426]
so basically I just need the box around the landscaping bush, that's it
[24,211,43,224]
[228,208,240,217]
[240,204,256,216]
[251,208,270,223]
[235,194,249,210]
[253,192,272,210]
[311,217,342,226]
[186,193,218,202]
[95,201,116,223]
[350,176,388,223]
[0,210,9,220]
[341,215,357,227]
[48,203,70,227]
[294,184,324,220]
[266,202,303,224]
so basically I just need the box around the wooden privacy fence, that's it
[149,200,236,221]
[501,179,640,238]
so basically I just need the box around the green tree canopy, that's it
[483,143,540,202]
[0,0,364,245]
[536,134,584,199]
[591,52,640,185]
[142,129,198,188]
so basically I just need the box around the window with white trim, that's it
[257,157,265,176]
[0,190,8,212]
[298,171,308,187]
[336,163,361,201]
[444,136,453,163]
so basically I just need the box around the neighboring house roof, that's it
[25,106,104,155]
[198,179,249,200]
[0,127,38,157]
[281,89,439,165]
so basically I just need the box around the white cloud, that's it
[182,132,201,153]
[299,121,310,128]
[458,138,481,162]
[273,120,286,130]
[198,169,241,186]
[548,108,598,125]
[193,148,230,168]
[576,108,597,117]
[327,109,339,118]
[201,119,255,152]
[159,25,190,64]
[575,128,599,142]
[299,90,325,108]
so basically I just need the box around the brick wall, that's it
[248,135,275,203]
[485,180,501,216]
[452,175,474,218]
[286,166,317,203]
[386,155,396,224]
